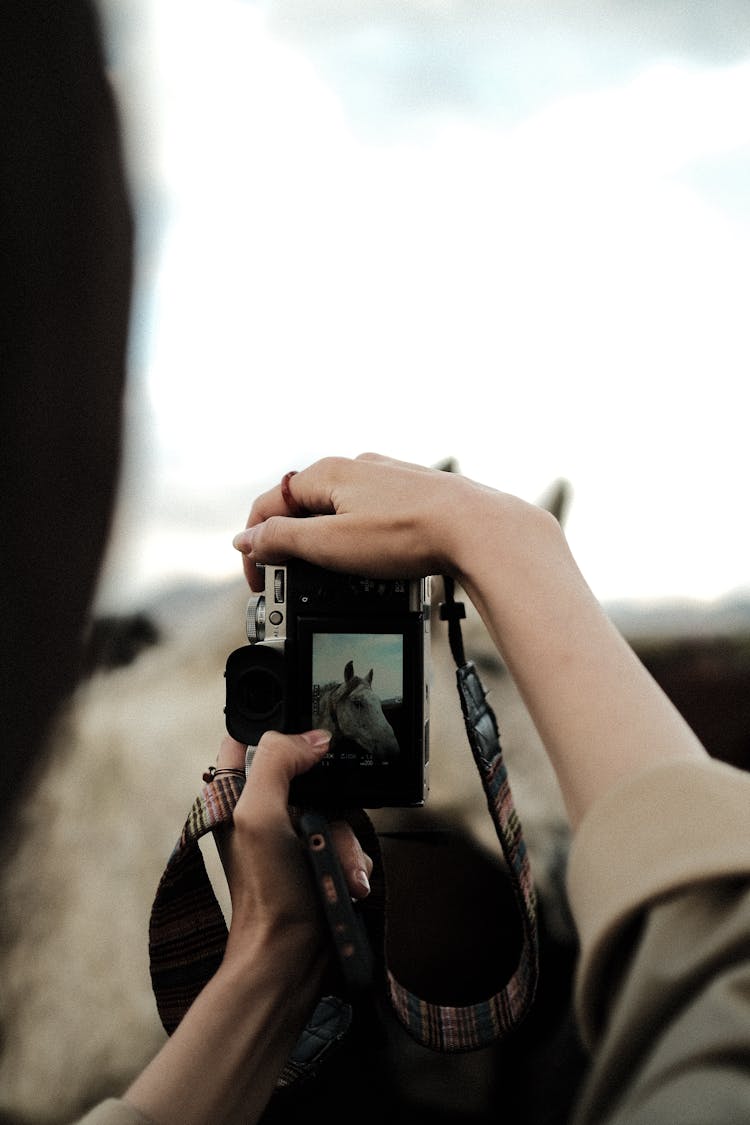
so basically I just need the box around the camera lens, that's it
[239,667,283,720]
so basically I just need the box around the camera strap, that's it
[149,578,538,1081]
[398,575,539,1047]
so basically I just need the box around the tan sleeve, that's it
[74,1099,156,1125]
[567,757,750,1124]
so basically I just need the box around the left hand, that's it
[125,730,372,1125]
[214,733,373,970]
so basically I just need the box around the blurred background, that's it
[96,0,750,612]
[3,11,749,1122]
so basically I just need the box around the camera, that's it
[224,560,430,808]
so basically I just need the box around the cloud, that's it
[258,0,750,59]
[681,145,750,217]
[94,1,750,606]
[255,0,750,134]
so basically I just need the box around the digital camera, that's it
[224,560,430,808]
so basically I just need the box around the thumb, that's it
[237,729,331,827]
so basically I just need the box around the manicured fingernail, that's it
[300,729,332,750]
[233,528,255,552]
[355,869,371,896]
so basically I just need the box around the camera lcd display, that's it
[225,561,429,807]
[310,632,403,764]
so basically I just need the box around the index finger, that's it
[241,459,346,589]
[245,459,351,526]
[240,477,303,589]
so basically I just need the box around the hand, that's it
[214,733,373,971]
[232,452,488,592]
[231,452,706,832]
[126,730,373,1125]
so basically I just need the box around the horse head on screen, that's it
[318,660,400,760]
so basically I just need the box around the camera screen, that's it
[310,632,404,764]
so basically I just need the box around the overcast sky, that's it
[97,1,750,610]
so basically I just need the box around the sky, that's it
[97,1,750,610]
[313,634,402,698]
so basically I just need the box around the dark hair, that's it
[0,2,133,848]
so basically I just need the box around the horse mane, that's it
[320,674,366,706]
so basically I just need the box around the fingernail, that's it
[355,869,371,896]
[300,729,332,750]
[233,528,256,552]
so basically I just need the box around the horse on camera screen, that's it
[317,660,400,759]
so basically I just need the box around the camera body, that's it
[225,560,430,808]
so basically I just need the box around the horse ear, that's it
[536,478,572,526]
[366,669,373,685]
[344,660,354,682]
[433,456,459,474]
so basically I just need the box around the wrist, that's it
[126,924,326,1125]
[222,919,326,997]
[445,478,565,609]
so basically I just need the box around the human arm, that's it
[234,454,750,1121]
[568,757,750,1124]
[232,453,707,829]
[120,731,371,1125]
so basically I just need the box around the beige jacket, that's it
[76,1102,153,1125]
[569,757,750,1123]
[77,757,750,1124]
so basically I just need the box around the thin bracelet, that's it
[202,766,246,783]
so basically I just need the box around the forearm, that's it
[450,485,707,828]
[238,456,708,829]
[125,934,324,1125]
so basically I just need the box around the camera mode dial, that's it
[246,595,266,643]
